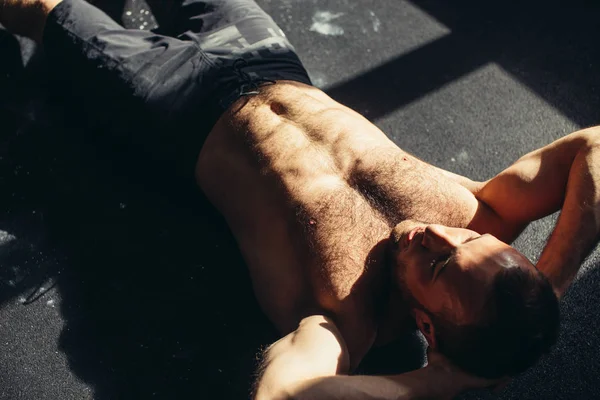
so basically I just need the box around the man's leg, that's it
[166,0,313,110]
[1,0,310,175]
[2,0,223,176]
[145,0,261,39]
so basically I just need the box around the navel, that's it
[270,101,286,115]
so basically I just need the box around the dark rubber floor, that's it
[1,0,599,399]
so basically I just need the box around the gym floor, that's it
[1,0,599,399]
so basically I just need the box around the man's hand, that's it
[425,348,507,397]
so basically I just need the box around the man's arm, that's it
[287,358,499,400]
[253,315,350,400]
[254,315,495,400]
[477,126,600,296]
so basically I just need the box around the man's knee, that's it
[0,0,63,42]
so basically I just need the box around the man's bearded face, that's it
[388,220,535,324]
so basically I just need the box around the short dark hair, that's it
[430,266,560,379]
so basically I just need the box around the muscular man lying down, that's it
[2,0,599,398]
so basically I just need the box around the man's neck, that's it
[373,280,414,346]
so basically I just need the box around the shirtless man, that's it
[2,0,597,399]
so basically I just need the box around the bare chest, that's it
[287,148,481,299]
[198,131,479,331]
[196,87,481,337]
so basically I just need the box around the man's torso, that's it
[195,81,499,361]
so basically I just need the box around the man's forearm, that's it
[537,138,600,296]
[286,367,462,400]
[477,126,600,296]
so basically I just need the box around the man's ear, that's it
[415,309,437,349]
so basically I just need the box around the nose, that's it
[421,224,460,251]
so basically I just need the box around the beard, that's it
[394,254,424,312]
[388,219,431,314]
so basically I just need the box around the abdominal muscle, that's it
[195,81,481,342]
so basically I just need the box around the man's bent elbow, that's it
[575,125,600,149]
[253,383,297,400]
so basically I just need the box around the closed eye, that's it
[431,235,482,280]
[432,255,452,280]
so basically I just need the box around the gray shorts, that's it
[44,0,312,177]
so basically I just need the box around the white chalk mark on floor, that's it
[456,150,470,163]
[369,11,381,33]
[0,230,16,245]
[310,11,345,36]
